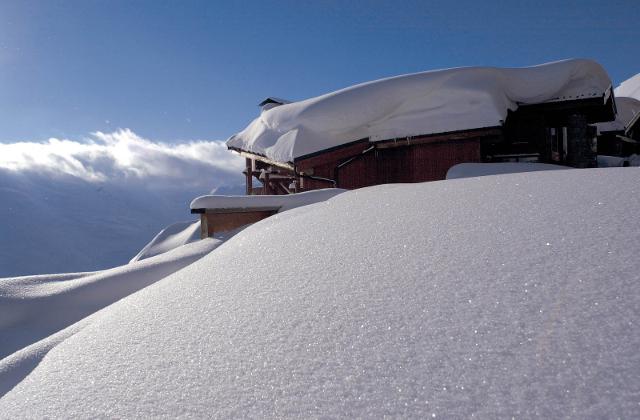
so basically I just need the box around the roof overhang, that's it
[227,147,295,170]
[517,91,616,124]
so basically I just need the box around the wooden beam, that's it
[192,206,281,214]
[374,128,502,149]
[199,214,208,239]
[245,158,253,195]
[262,171,271,194]
[229,148,294,170]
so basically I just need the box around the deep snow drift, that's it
[0,238,222,361]
[129,220,202,262]
[227,59,611,162]
[0,188,345,362]
[0,168,638,418]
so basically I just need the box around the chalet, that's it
[227,59,616,195]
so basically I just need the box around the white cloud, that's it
[0,129,245,188]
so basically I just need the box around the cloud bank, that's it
[0,129,247,276]
[0,129,244,189]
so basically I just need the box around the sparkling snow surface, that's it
[227,59,611,162]
[0,238,221,361]
[615,73,640,100]
[1,169,639,418]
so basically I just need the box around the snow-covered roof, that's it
[596,96,640,133]
[190,188,346,212]
[227,59,612,163]
[615,73,640,101]
[1,168,639,417]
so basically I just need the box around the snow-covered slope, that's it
[129,220,202,262]
[0,238,221,361]
[1,168,638,417]
[227,59,611,162]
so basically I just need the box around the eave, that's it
[227,147,294,170]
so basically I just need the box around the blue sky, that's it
[0,0,638,143]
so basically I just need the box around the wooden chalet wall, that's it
[332,138,482,188]
[294,132,488,190]
[374,138,482,184]
[294,141,371,191]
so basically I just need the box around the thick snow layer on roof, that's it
[597,96,640,132]
[227,59,612,163]
[1,168,639,417]
[615,73,640,100]
[190,188,346,211]
[446,162,567,179]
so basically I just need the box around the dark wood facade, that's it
[233,95,616,195]
[296,131,489,190]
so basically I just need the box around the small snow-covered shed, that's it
[190,189,345,238]
[596,96,640,157]
[228,59,616,194]
[597,73,640,157]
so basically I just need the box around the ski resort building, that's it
[227,59,616,195]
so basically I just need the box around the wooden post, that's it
[263,170,271,195]
[245,158,253,195]
[199,214,209,239]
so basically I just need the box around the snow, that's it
[598,154,640,167]
[446,162,567,179]
[615,73,640,100]
[227,59,612,163]
[129,220,201,262]
[598,155,627,167]
[190,188,346,211]
[1,168,639,417]
[597,96,640,133]
[0,238,221,361]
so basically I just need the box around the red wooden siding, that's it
[295,138,482,190]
